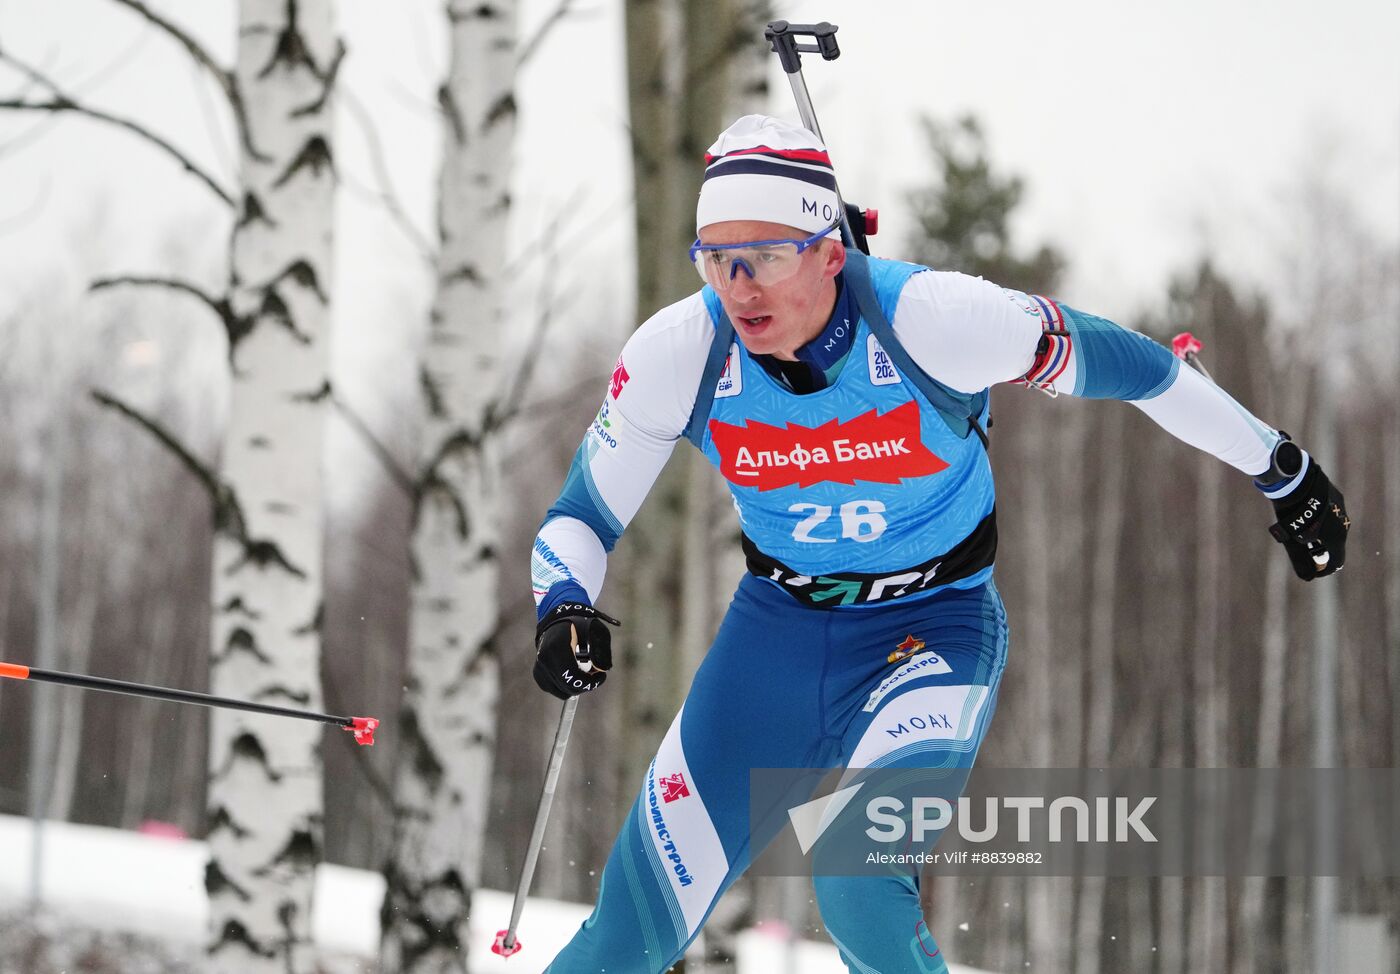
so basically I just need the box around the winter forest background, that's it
[0,1,1398,972]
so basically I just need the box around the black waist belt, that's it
[742,509,998,608]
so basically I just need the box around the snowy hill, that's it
[0,815,997,973]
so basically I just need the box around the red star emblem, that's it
[887,634,926,664]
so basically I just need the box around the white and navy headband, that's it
[696,115,841,236]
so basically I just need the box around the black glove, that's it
[1258,436,1350,580]
[533,601,621,699]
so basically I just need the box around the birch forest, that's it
[0,2,1397,973]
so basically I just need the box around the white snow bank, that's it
[0,815,996,972]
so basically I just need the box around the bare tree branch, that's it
[0,107,61,161]
[90,386,309,584]
[0,46,236,206]
[340,85,435,266]
[71,21,155,94]
[0,27,155,163]
[291,39,346,118]
[90,274,242,346]
[91,388,314,580]
[499,299,556,428]
[321,665,396,809]
[517,0,592,70]
[106,0,266,161]
[417,419,501,499]
[413,465,471,539]
[509,372,609,422]
[90,388,226,514]
[331,389,417,498]
[682,22,757,88]
[502,188,628,279]
[0,172,51,235]
[185,57,237,187]
[498,203,577,427]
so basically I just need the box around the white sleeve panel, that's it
[1128,363,1280,476]
[579,398,681,528]
[609,292,712,439]
[890,270,1046,395]
[534,517,608,602]
[532,292,715,606]
[580,292,712,526]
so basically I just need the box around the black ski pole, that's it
[763,20,881,256]
[492,695,581,958]
[0,660,379,745]
[764,20,854,246]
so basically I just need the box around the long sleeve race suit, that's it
[531,258,1279,616]
[533,256,1286,974]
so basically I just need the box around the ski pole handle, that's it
[764,20,840,73]
[763,20,854,250]
[494,694,580,958]
[1170,331,1327,569]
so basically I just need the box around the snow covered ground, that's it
[0,814,996,972]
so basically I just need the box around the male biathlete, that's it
[526,115,1349,973]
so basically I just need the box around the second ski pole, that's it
[493,694,581,958]
[0,661,379,744]
[1171,330,1328,570]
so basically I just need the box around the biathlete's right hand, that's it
[533,601,621,700]
[1258,437,1350,581]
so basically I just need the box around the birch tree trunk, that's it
[122,597,178,828]
[1235,553,1289,974]
[616,0,686,796]
[1019,407,1066,972]
[1074,410,1125,974]
[47,581,98,822]
[625,0,684,324]
[1386,390,1400,958]
[697,13,770,965]
[1154,472,1187,974]
[204,3,338,970]
[676,0,747,678]
[618,0,737,795]
[707,1,768,625]
[619,0,773,783]
[1226,343,1289,974]
[379,2,516,970]
[1188,434,1227,974]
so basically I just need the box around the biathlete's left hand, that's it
[533,601,621,699]
[1258,436,1350,580]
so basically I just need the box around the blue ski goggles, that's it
[689,221,840,292]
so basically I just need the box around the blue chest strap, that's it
[684,250,990,449]
[684,312,735,448]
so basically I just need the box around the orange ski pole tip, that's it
[0,663,30,680]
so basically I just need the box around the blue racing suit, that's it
[530,256,1282,972]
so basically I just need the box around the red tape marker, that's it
[492,929,522,957]
[1171,331,1203,360]
[345,717,379,746]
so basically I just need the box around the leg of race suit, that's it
[545,575,848,974]
[811,580,1010,974]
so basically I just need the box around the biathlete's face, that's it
[693,220,845,361]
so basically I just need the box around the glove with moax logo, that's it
[1256,434,1350,580]
[533,601,620,699]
